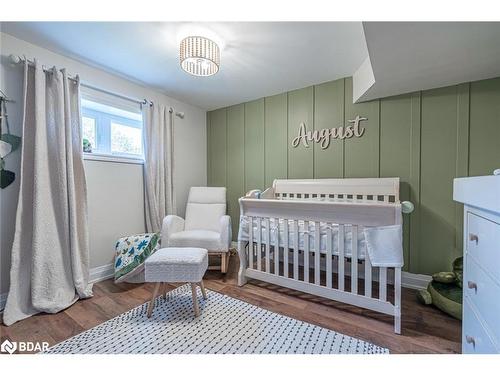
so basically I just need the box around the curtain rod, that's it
[81,82,153,107]
[9,54,184,118]
[9,54,156,108]
[0,88,15,103]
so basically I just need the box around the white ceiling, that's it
[358,22,500,101]
[3,22,500,109]
[0,22,368,110]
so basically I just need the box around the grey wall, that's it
[0,32,207,296]
[84,161,145,269]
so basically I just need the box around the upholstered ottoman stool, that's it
[145,247,208,317]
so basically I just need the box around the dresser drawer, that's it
[465,255,500,343]
[467,212,500,283]
[463,299,499,354]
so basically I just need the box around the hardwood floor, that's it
[0,255,461,354]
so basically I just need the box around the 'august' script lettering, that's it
[292,115,367,149]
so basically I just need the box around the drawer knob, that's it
[465,335,476,349]
[467,281,478,293]
[469,233,479,244]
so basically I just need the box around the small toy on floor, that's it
[417,257,463,320]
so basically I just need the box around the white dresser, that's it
[454,175,500,354]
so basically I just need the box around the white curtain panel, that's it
[3,60,93,326]
[143,103,176,233]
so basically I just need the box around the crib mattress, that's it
[238,216,367,259]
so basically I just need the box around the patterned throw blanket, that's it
[114,233,161,283]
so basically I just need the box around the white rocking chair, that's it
[161,187,232,273]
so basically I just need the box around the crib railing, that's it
[237,198,402,334]
[272,177,400,204]
[274,192,397,203]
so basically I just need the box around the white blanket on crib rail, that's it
[238,216,403,266]
[363,225,403,267]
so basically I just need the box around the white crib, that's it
[237,178,404,334]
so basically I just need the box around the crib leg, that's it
[394,307,401,334]
[394,267,402,334]
[237,241,248,286]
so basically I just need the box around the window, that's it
[82,116,96,149]
[111,122,142,155]
[81,94,143,161]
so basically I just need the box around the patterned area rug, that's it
[45,285,389,354]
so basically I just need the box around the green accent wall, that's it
[244,99,265,192]
[206,76,500,275]
[344,78,381,178]
[314,80,344,178]
[264,93,288,186]
[469,78,500,176]
[288,87,314,179]
[208,108,227,187]
[226,104,245,239]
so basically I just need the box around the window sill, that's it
[83,153,144,165]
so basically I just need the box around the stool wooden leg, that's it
[147,282,162,318]
[190,283,200,317]
[198,280,207,299]
[163,282,169,299]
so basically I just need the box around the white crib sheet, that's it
[238,216,367,259]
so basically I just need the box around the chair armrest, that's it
[219,215,232,250]
[161,215,185,247]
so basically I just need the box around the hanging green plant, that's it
[1,133,21,152]
[0,139,12,158]
[0,158,16,189]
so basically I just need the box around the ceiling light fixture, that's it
[180,36,220,77]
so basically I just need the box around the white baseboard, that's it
[0,292,7,312]
[401,272,432,290]
[0,265,114,312]
[89,263,114,284]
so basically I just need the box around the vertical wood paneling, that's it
[420,86,459,274]
[344,77,380,178]
[314,79,345,178]
[208,75,500,276]
[379,94,413,271]
[264,93,288,186]
[227,104,245,240]
[456,84,470,178]
[288,87,314,178]
[206,112,212,186]
[469,77,500,176]
[245,99,265,192]
[409,93,422,273]
[455,83,470,260]
[209,108,227,187]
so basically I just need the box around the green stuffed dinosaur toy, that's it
[417,257,463,320]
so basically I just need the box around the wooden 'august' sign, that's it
[292,115,367,149]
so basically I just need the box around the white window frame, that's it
[81,88,144,164]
